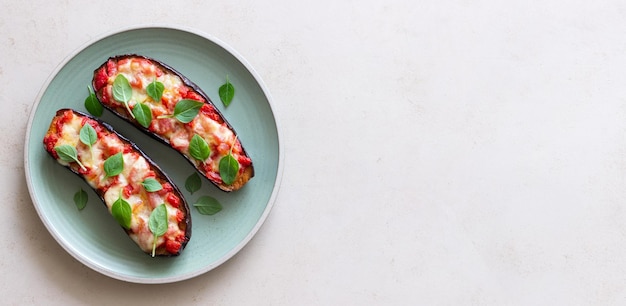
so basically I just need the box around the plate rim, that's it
[23,24,284,284]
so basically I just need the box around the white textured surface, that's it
[3,0,626,304]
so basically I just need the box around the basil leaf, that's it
[219,78,235,107]
[113,74,134,118]
[149,203,168,257]
[104,152,124,178]
[54,145,78,162]
[172,99,203,123]
[142,178,163,192]
[84,86,103,117]
[149,204,168,236]
[189,134,210,161]
[73,189,88,211]
[193,196,222,215]
[111,193,132,229]
[79,123,97,150]
[185,172,202,194]
[132,102,152,128]
[156,99,203,123]
[219,154,239,185]
[54,144,86,170]
[55,144,79,162]
[112,74,132,103]
[146,79,164,102]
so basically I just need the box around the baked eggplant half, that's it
[92,55,254,192]
[43,109,191,257]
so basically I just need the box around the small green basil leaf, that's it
[112,74,132,103]
[193,196,222,215]
[54,144,86,170]
[111,194,132,229]
[149,204,168,236]
[84,86,103,117]
[172,99,203,123]
[79,123,98,150]
[146,79,164,102]
[185,172,202,194]
[73,189,88,211]
[149,203,168,257]
[104,152,124,178]
[132,102,152,128]
[219,78,235,107]
[113,74,135,117]
[189,134,210,161]
[55,144,79,162]
[142,178,163,192]
[219,154,239,185]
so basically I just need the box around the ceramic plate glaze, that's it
[24,26,282,283]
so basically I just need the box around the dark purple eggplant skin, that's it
[43,108,191,257]
[92,54,254,192]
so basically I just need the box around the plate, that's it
[24,26,282,283]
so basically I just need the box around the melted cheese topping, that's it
[100,57,250,186]
[51,111,186,254]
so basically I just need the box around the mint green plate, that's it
[24,26,282,283]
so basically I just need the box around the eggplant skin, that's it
[92,54,254,192]
[43,108,191,257]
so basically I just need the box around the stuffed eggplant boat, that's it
[43,109,191,257]
[92,55,254,192]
